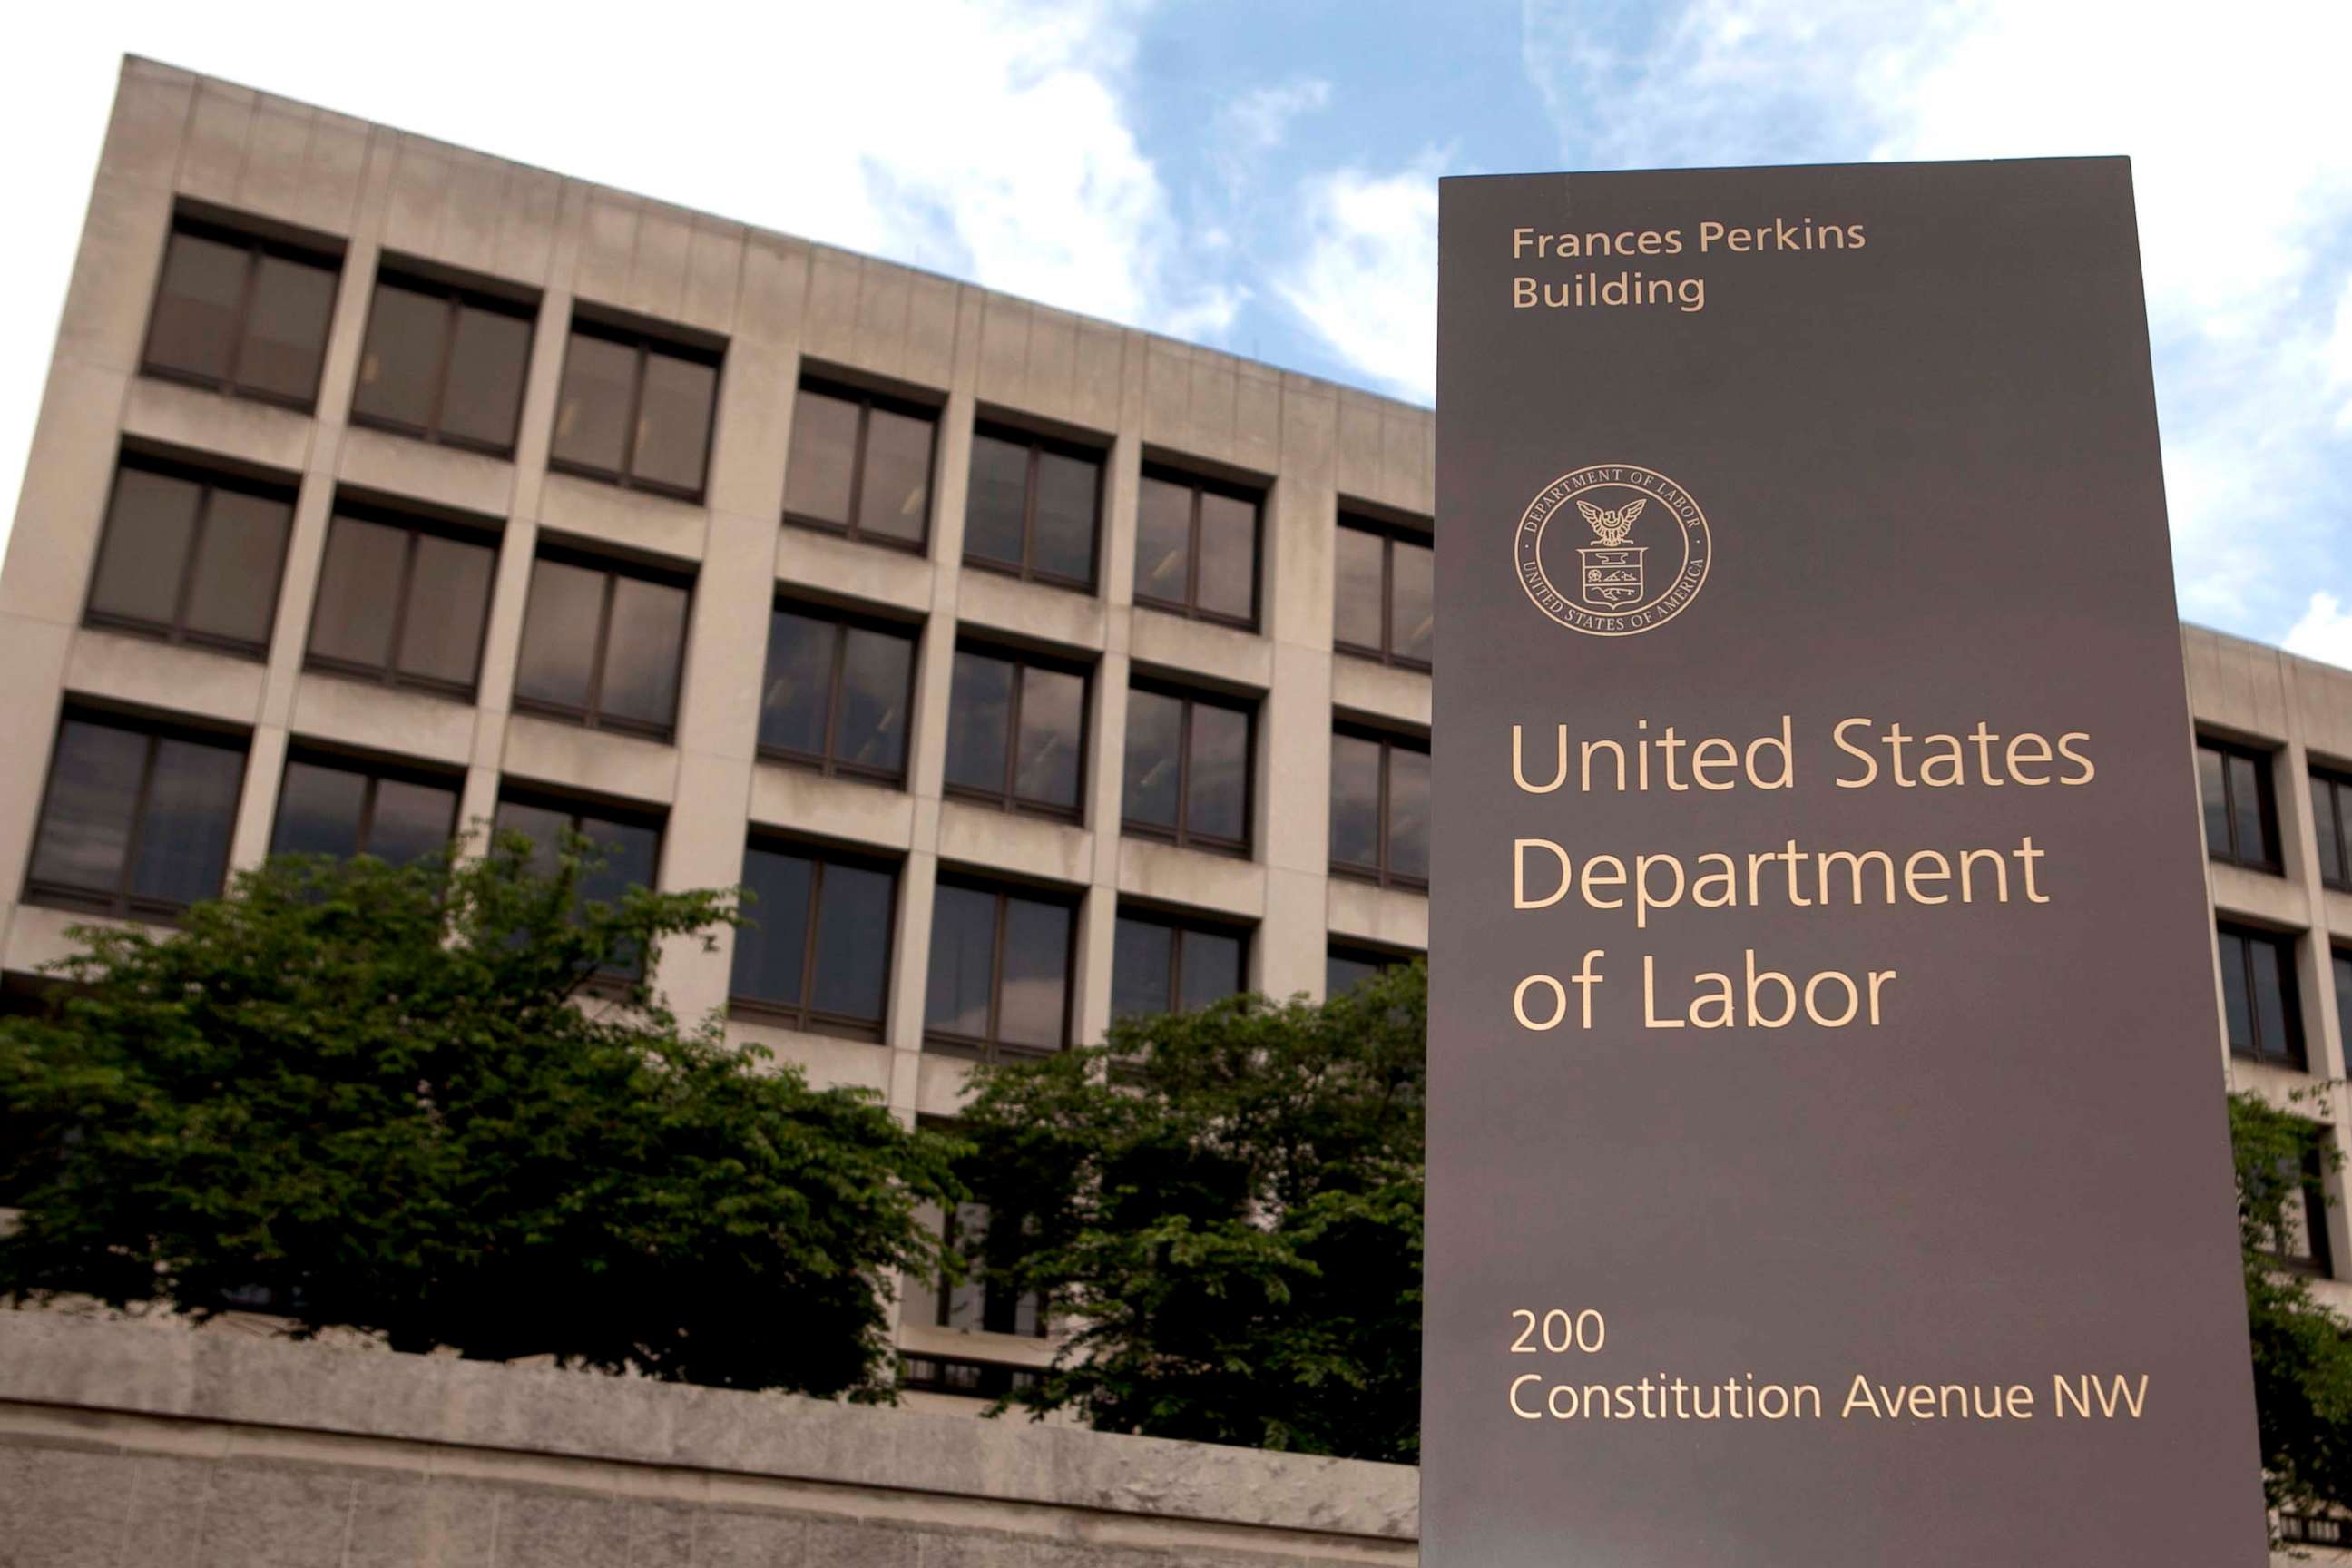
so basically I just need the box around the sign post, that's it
[1426,160,2267,1565]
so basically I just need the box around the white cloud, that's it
[1276,161,1442,403]
[1518,0,2352,642]
[0,1,1226,565]
[1220,78,1332,155]
[2286,593,2352,671]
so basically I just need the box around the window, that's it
[2219,924,2303,1069]
[924,880,1073,1059]
[304,505,497,698]
[1328,943,1412,999]
[2313,769,2352,891]
[2333,949,2352,1071]
[942,646,1087,820]
[783,380,936,550]
[899,1356,1041,1399]
[2198,739,2278,872]
[1132,467,1259,626]
[494,795,663,975]
[965,424,1102,589]
[1334,514,1434,669]
[24,713,246,919]
[547,319,719,499]
[350,270,534,454]
[758,603,916,784]
[1330,727,1430,890]
[932,1200,1047,1337]
[83,456,293,658]
[2279,1514,2350,1548]
[730,843,897,1038]
[2251,1122,2335,1276]
[512,550,691,740]
[142,214,339,408]
[270,754,459,866]
[1122,684,1252,855]
[1111,911,1246,1021]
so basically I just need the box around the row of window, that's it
[2197,735,2352,888]
[143,211,1434,659]
[81,456,1428,881]
[19,710,1414,1051]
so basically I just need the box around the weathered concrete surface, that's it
[0,1311,1419,1565]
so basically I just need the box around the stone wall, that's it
[0,1312,1419,1566]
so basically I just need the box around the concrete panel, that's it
[727,1017,894,1097]
[178,78,256,208]
[64,631,268,728]
[573,192,640,311]
[1232,366,1282,481]
[747,764,918,853]
[977,294,1031,407]
[955,571,1108,655]
[936,801,1092,887]
[774,527,935,618]
[1329,656,1432,730]
[1325,877,1428,952]
[289,674,478,769]
[854,260,915,378]
[536,472,707,565]
[438,150,512,280]
[380,137,454,260]
[493,164,564,287]
[673,511,779,762]
[630,206,695,325]
[738,231,812,348]
[1073,320,1127,436]
[500,715,680,808]
[1026,308,1079,418]
[334,425,515,521]
[684,219,746,337]
[121,377,314,476]
[0,362,132,626]
[705,341,793,523]
[1127,610,1274,692]
[802,248,864,366]
[1116,838,1267,922]
[4,902,142,978]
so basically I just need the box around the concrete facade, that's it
[0,1310,1419,1566]
[1,55,2349,1484]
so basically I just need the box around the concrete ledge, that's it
[0,1310,1418,1544]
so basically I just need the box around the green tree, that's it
[956,962,1425,1462]
[0,835,960,1397]
[2230,1088,2352,1520]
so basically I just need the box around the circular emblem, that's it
[1514,463,1711,636]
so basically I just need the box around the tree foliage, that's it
[956,962,1426,1462]
[0,836,960,1397]
[2230,1088,2352,1518]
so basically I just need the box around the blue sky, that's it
[4,1,2348,658]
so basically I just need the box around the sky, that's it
[3,0,2348,661]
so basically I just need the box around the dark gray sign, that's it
[1426,160,2266,1565]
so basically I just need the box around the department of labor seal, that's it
[1514,464,1710,636]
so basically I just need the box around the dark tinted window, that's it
[1132,468,1260,626]
[1111,912,1246,1021]
[143,217,339,408]
[784,382,936,549]
[730,843,897,1037]
[924,881,1073,1059]
[2255,1121,2335,1275]
[270,755,458,866]
[84,457,293,657]
[1334,514,1434,668]
[758,604,916,783]
[1331,727,1430,889]
[25,714,246,919]
[1122,685,1252,854]
[306,508,497,698]
[2219,923,2303,1068]
[943,647,1087,819]
[2313,770,2352,890]
[548,321,720,499]
[350,270,534,454]
[1327,945,1408,998]
[935,1200,1046,1337]
[513,552,691,739]
[494,796,663,973]
[964,426,1102,589]
[2198,739,2278,871]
